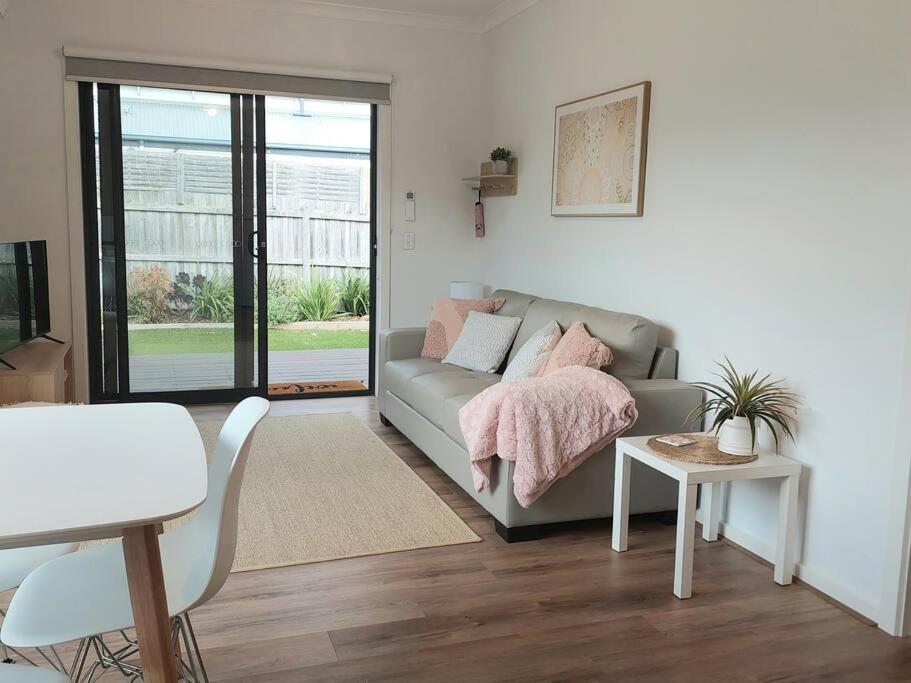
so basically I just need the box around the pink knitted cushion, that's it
[421,297,506,360]
[541,321,613,375]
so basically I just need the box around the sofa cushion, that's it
[443,311,522,373]
[509,297,657,380]
[502,320,562,381]
[384,358,499,444]
[491,289,538,320]
[421,297,505,360]
[541,321,613,374]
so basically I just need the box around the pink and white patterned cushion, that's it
[541,321,613,375]
[421,297,505,360]
[502,320,562,382]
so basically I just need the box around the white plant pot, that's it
[717,416,757,456]
[491,159,509,174]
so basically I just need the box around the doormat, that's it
[268,380,367,395]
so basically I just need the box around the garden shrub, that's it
[268,295,298,325]
[187,275,234,322]
[127,265,172,324]
[336,269,370,317]
[293,275,341,321]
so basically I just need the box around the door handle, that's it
[247,230,259,258]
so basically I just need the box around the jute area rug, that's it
[86,413,480,572]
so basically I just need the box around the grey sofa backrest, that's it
[492,289,659,381]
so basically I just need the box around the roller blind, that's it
[64,55,391,105]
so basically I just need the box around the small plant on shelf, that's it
[489,147,512,174]
[686,357,800,456]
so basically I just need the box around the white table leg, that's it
[701,482,721,542]
[774,474,799,585]
[611,450,631,552]
[674,483,698,599]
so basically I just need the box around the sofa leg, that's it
[379,413,391,427]
[494,520,541,543]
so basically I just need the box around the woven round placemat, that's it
[647,434,757,465]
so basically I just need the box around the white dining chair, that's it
[0,545,78,672]
[0,663,70,682]
[0,397,270,682]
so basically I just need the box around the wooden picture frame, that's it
[551,81,651,217]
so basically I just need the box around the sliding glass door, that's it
[79,82,376,404]
[262,96,375,397]
[80,83,267,402]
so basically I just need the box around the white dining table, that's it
[0,403,208,683]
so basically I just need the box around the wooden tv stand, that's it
[0,338,74,404]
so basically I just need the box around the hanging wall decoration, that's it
[551,81,651,217]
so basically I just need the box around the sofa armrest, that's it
[378,327,426,417]
[624,379,705,436]
[649,347,678,379]
[379,327,426,362]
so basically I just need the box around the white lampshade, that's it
[449,281,485,299]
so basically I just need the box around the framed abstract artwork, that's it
[551,81,651,217]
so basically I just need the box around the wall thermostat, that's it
[405,191,416,222]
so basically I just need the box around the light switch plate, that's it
[405,191,416,222]
[403,232,415,250]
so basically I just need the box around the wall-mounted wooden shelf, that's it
[463,159,518,197]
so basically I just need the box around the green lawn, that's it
[128,327,369,355]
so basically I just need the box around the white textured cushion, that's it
[502,320,562,382]
[442,311,522,373]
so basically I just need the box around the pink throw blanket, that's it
[458,365,638,507]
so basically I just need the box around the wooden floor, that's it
[5,396,911,681]
[128,349,369,393]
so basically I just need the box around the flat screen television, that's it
[0,240,52,366]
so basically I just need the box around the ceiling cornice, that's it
[179,0,541,33]
[480,0,541,32]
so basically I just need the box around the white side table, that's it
[611,434,802,599]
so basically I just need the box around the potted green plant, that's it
[490,147,512,175]
[687,357,799,456]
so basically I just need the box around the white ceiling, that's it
[191,0,540,31]
[311,0,507,19]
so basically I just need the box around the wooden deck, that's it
[129,348,369,393]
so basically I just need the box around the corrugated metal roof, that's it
[119,98,370,154]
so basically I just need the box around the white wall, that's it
[479,0,911,622]
[0,0,483,366]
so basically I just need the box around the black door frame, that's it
[79,85,377,405]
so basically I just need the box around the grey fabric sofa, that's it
[378,289,703,542]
